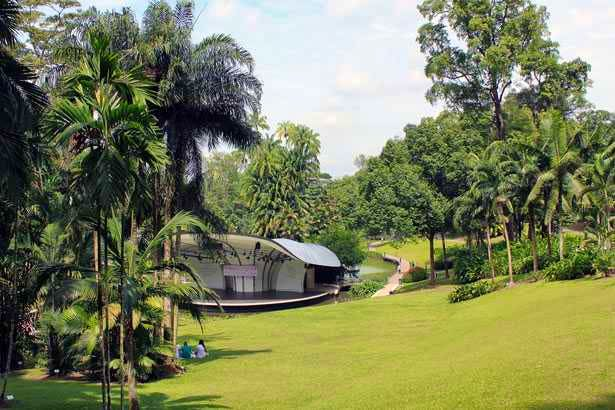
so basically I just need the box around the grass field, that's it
[375,237,465,267]
[8,276,615,409]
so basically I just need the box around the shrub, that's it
[542,248,596,281]
[434,258,453,270]
[451,248,485,284]
[593,251,615,276]
[448,280,496,303]
[409,267,428,282]
[348,280,383,298]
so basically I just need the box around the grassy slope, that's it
[376,237,465,267]
[9,278,615,409]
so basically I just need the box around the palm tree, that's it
[141,0,261,222]
[468,152,501,282]
[469,146,517,285]
[0,250,53,403]
[574,153,615,251]
[249,111,270,136]
[138,1,261,344]
[43,32,167,410]
[244,124,321,240]
[0,0,47,253]
[527,110,582,260]
[105,211,218,410]
[497,138,543,273]
[453,188,485,250]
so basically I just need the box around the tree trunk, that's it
[131,211,138,249]
[493,95,505,140]
[151,176,162,341]
[127,214,140,409]
[440,231,448,279]
[48,271,56,375]
[0,284,16,403]
[171,228,182,347]
[94,223,108,410]
[429,233,436,284]
[546,220,553,258]
[528,206,539,273]
[124,311,139,410]
[103,217,111,409]
[162,208,172,342]
[485,225,495,282]
[502,219,514,285]
[152,174,161,283]
[558,191,564,261]
[119,216,126,410]
[544,191,552,258]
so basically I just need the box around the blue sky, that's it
[80,0,615,176]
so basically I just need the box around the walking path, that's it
[371,254,411,298]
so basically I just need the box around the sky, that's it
[79,0,615,177]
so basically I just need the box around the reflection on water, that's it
[357,264,386,275]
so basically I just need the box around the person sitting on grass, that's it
[195,339,208,359]
[179,341,192,359]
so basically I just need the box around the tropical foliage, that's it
[1,0,615,408]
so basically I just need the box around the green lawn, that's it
[375,237,465,267]
[8,277,615,409]
[358,253,396,282]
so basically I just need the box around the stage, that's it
[193,288,337,313]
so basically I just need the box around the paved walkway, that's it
[372,254,411,298]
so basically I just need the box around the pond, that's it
[356,254,397,282]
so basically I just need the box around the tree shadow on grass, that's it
[140,392,229,409]
[183,348,272,367]
[8,373,230,409]
[526,394,615,410]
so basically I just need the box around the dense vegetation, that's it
[0,0,613,408]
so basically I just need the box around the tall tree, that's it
[202,151,249,233]
[140,0,261,222]
[43,32,166,410]
[527,110,581,261]
[0,0,47,253]
[19,0,82,72]
[244,123,321,240]
[469,147,516,284]
[417,0,552,140]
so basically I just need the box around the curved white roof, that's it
[182,233,342,268]
[273,238,341,268]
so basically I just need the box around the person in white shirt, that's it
[195,339,208,359]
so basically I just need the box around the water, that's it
[356,264,387,275]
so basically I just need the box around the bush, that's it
[593,251,615,276]
[542,248,596,281]
[409,267,428,282]
[450,248,485,284]
[348,280,383,298]
[448,280,496,303]
[434,258,453,270]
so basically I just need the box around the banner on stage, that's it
[223,264,257,277]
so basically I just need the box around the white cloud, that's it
[309,110,351,127]
[369,22,413,39]
[325,0,371,17]
[568,8,594,26]
[335,64,372,92]
[393,0,415,13]
[208,0,236,18]
[408,68,427,85]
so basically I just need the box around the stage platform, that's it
[193,288,335,313]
